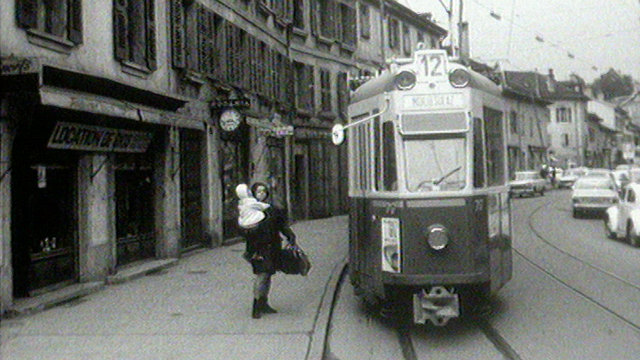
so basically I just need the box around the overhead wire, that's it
[465,0,640,77]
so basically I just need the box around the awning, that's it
[246,115,293,137]
[38,86,205,130]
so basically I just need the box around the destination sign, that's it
[402,93,464,111]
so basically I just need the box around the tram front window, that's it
[404,137,467,192]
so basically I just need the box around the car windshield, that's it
[404,137,467,192]
[514,172,538,181]
[574,179,615,190]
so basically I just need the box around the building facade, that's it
[1,0,217,312]
[500,71,552,177]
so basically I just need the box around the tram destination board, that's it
[402,93,465,111]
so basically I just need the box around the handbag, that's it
[278,244,311,276]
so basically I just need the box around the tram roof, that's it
[350,62,502,104]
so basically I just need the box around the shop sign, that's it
[0,57,39,75]
[48,122,153,153]
[210,98,251,109]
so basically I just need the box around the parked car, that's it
[571,176,618,218]
[557,167,588,189]
[583,168,615,181]
[604,182,640,247]
[509,171,548,197]
[612,168,640,189]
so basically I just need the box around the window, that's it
[320,69,332,113]
[484,107,505,186]
[186,4,223,79]
[295,61,315,113]
[509,110,518,134]
[376,121,397,191]
[474,117,485,188]
[340,3,356,47]
[318,0,336,39]
[114,0,156,71]
[402,24,411,55]
[562,133,570,147]
[293,0,304,29]
[557,107,572,123]
[388,18,400,49]
[359,4,370,39]
[16,0,83,45]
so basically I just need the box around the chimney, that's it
[546,68,556,92]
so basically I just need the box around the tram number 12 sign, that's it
[415,51,447,80]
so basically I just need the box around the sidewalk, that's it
[1,216,348,360]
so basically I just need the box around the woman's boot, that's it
[259,296,277,314]
[252,299,262,319]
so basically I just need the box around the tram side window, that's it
[374,119,397,191]
[382,121,397,191]
[484,107,505,186]
[473,117,486,188]
[355,124,372,191]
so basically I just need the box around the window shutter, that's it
[113,0,129,61]
[145,0,157,70]
[170,0,186,69]
[16,0,38,29]
[66,0,83,44]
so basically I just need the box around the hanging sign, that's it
[210,98,251,109]
[47,122,153,153]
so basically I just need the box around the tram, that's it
[333,48,512,326]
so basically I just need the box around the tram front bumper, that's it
[413,286,459,326]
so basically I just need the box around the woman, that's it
[242,182,296,319]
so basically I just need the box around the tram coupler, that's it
[413,286,459,326]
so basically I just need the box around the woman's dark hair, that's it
[251,182,270,201]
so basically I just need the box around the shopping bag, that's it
[278,244,311,276]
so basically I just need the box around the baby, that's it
[235,184,271,229]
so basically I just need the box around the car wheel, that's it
[626,222,640,247]
[604,216,616,239]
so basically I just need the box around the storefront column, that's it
[155,128,181,259]
[204,123,223,247]
[78,154,114,281]
[0,106,14,313]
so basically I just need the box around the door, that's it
[12,165,77,297]
[180,129,205,250]
[115,157,155,267]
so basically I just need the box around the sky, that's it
[401,0,640,83]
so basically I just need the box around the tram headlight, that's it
[449,68,470,88]
[427,224,449,251]
[394,70,417,90]
[381,218,401,273]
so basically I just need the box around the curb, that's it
[306,255,349,360]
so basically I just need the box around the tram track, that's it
[518,198,640,333]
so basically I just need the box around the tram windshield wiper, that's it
[434,166,462,185]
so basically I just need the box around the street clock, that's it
[219,108,242,132]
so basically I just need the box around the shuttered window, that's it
[113,0,157,71]
[318,0,336,40]
[340,3,356,47]
[320,69,332,113]
[295,61,315,114]
[16,0,83,44]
